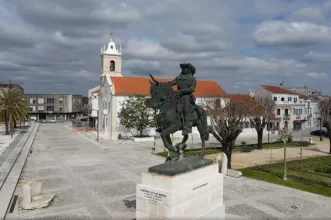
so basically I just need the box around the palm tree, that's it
[0,89,28,135]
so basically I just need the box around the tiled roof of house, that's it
[228,94,264,115]
[0,84,24,90]
[92,89,100,94]
[109,76,227,97]
[261,85,297,94]
[299,94,307,99]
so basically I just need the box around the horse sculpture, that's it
[149,74,209,162]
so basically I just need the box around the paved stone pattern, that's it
[10,123,331,219]
[0,129,25,168]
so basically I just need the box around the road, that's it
[1,123,329,219]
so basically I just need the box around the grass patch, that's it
[233,141,313,152]
[156,147,222,159]
[156,141,312,158]
[241,155,331,197]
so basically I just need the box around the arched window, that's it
[110,60,115,71]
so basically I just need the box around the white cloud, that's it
[288,7,326,22]
[303,51,331,63]
[125,38,218,60]
[306,72,328,79]
[207,56,306,75]
[254,21,331,46]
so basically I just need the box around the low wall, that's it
[72,127,96,132]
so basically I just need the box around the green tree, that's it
[0,89,28,135]
[118,95,154,137]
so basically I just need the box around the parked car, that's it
[310,130,328,137]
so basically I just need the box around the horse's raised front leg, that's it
[175,134,189,161]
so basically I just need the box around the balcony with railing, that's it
[283,114,291,120]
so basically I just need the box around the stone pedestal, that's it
[21,181,55,210]
[136,163,225,219]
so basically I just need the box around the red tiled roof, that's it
[299,94,307,99]
[110,76,227,97]
[0,84,24,91]
[228,94,264,115]
[92,89,100,94]
[261,85,297,94]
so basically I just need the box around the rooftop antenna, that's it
[280,80,284,87]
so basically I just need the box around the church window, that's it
[110,60,115,72]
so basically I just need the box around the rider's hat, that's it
[180,63,196,75]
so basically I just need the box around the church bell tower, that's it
[101,34,122,77]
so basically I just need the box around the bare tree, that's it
[207,98,249,169]
[319,96,331,154]
[278,126,292,180]
[249,96,276,149]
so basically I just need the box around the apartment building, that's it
[250,85,311,131]
[25,94,83,120]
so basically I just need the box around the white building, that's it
[250,85,319,131]
[89,37,228,140]
[88,86,100,127]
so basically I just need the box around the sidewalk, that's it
[231,140,330,169]
[0,125,21,155]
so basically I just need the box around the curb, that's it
[0,123,39,220]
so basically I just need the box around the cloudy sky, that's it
[1,0,331,95]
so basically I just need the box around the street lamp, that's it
[91,109,99,142]
[318,116,323,141]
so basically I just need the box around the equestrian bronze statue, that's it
[149,63,209,162]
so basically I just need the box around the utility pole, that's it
[96,109,99,142]
[320,107,323,141]
[267,114,270,143]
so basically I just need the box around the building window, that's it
[46,106,54,111]
[110,60,115,71]
[38,98,44,104]
[59,107,63,112]
[294,98,297,103]
[277,109,280,115]
[281,97,284,101]
[59,99,62,104]
[29,106,36,112]
[38,106,44,111]
[215,98,221,108]
[274,97,277,101]
[288,97,292,101]
[30,98,36,104]
[47,98,54,104]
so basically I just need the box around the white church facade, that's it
[88,37,229,140]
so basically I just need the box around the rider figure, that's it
[168,63,197,136]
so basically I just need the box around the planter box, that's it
[130,136,155,142]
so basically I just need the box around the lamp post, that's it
[283,138,287,180]
[318,116,323,141]
[92,109,99,142]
